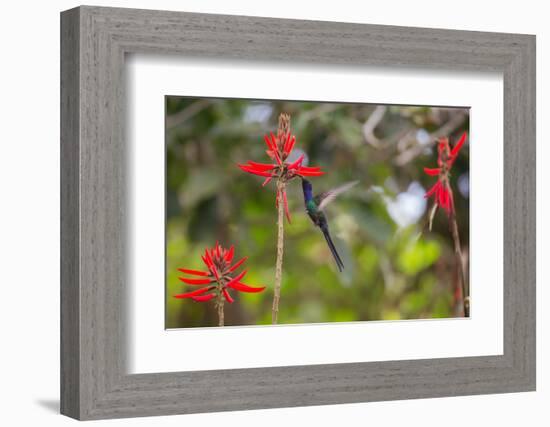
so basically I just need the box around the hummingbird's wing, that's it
[317,181,359,211]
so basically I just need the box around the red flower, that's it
[424,132,467,215]
[174,242,266,303]
[238,131,324,222]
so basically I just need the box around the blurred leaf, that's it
[397,239,441,276]
[401,290,430,314]
[180,169,225,208]
[335,116,363,148]
[382,309,401,321]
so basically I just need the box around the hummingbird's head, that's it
[301,178,313,199]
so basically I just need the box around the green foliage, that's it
[397,239,441,276]
[165,98,469,328]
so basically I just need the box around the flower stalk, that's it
[216,279,225,326]
[272,178,285,324]
[424,132,469,317]
[238,112,324,324]
[271,114,290,323]
[450,212,469,317]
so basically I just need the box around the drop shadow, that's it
[35,399,59,414]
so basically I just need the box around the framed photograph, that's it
[61,6,535,420]
[164,97,471,330]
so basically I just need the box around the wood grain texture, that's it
[60,6,536,420]
[60,7,80,419]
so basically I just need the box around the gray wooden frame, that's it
[60,5,536,420]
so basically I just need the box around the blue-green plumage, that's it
[302,178,355,272]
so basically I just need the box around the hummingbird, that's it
[301,178,359,272]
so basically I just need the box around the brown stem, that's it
[217,280,225,327]
[450,212,469,317]
[272,179,285,324]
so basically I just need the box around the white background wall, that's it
[0,0,546,425]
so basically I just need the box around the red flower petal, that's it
[178,277,214,285]
[224,245,235,263]
[439,185,454,215]
[297,166,322,172]
[228,257,247,273]
[204,249,212,265]
[191,294,216,302]
[246,161,277,171]
[286,154,304,170]
[262,176,272,187]
[283,133,296,156]
[424,181,441,199]
[226,269,248,288]
[436,182,444,203]
[222,288,234,303]
[264,134,276,152]
[283,189,291,223]
[450,132,467,159]
[201,255,211,271]
[174,286,215,299]
[270,132,282,165]
[287,138,296,155]
[423,167,441,176]
[204,250,220,280]
[177,268,209,276]
[238,164,273,177]
[438,185,446,208]
[438,137,449,152]
[227,281,266,293]
[432,183,454,215]
[270,132,278,148]
[273,151,282,166]
[296,168,325,177]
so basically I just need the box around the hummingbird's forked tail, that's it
[321,226,344,272]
